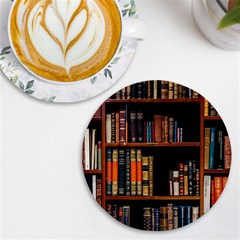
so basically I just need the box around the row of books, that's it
[106,148,154,196]
[106,110,184,144]
[204,128,231,170]
[143,204,199,231]
[107,204,130,226]
[111,80,200,100]
[204,99,219,117]
[169,160,200,196]
[204,176,228,214]
[85,175,102,206]
[83,128,102,170]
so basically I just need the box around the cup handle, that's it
[122,18,147,41]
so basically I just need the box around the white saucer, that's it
[0,0,138,103]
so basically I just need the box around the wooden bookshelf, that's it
[83,81,231,230]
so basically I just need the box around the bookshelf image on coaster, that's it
[81,80,231,231]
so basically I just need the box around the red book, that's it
[211,179,215,206]
[115,112,120,143]
[179,163,184,196]
[136,149,142,196]
[112,149,118,196]
[154,115,162,142]
[214,177,223,203]
[130,149,137,195]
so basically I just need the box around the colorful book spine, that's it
[169,117,174,142]
[209,127,216,169]
[204,99,209,116]
[204,128,211,169]
[173,206,178,229]
[160,207,168,231]
[174,83,178,99]
[96,178,102,206]
[183,164,188,196]
[149,156,154,196]
[173,171,179,196]
[211,179,215,206]
[188,160,193,196]
[168,82,174,99]
[97,141,102,170]
[224,136,231,169]
[125,149,131,196]
[106,148,112,195]
[179,163,184,196]
[161,81,169,99]
[169,170,173,196]
[192,207,199,222]
[118,149,125,195]
[216,130,224,169]
[130,149,137,196]
[111,113,115,143]
[115,112,120,143]
[178,206,185,228]
[112,149,118,196]
[119,110,126,143]
[142,156,149,196]
[204,175,211,213]
[106,114,111,143]
[122,206,130,226]
[214,177,223,202]
[184,206,192,225]
[167,203,174,230]
[143,207,151,230]
[154,208,160,231]
[136,149,142,196]
[154,115,162,142]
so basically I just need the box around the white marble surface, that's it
[1,0,239,239]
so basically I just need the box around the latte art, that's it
[10,0,121,82]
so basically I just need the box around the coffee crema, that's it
[10,0,122,82]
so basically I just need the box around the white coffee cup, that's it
[8,0,146,85]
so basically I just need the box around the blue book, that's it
[174,121,178,142]
[184,206,192,225]
[209,127,216,169]
[154,207,160,231]
[178,206,185,227]
[125,149,131,196]
[118,149,125,195]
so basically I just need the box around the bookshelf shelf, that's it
[84,170,102,174]
[204,116,221,121]
[105,196,200,201]
[204,169,230,174]
[106,98,201,104]
[83,81,231,230]
[105,142,201,147]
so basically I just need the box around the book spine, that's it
[142,156,149,196]
[173,171,179,196]
[153,80,158,99]
[204,128,211,169]
[204,175,211,214]
[188,160,193,196]
[169,117,174,143]
[112,204,118,220]
[149,156,154,196]
[167,203,174,230]
[122,206,130,226]
[169,170,173,196]
[154,115,162,142]
[192,160,196,195]
[161,118,165,143]
[164,116,169,143]
[137,82,143,99]
[137,111,144,142]
[178,84,183,98]
[160,207,168,231]
[143,207,151,230]
[174,83,179,99]
[192,207,199,222]
[131,84,136,99]
[179,163,184,196]
[112,149,118,196]
[142,81,147,99]
[111,113,115,143]
[147,80,152,99]
[214,176,223,202]
[209,103,218,116]
[178,206,185,228]
[106,114,112,143]
[195,169,200,196]
[115,112,120,143]
[224,136,231,169]
[173,206,178,229]
[130,111,137,142]
[106,148,112,195]
[84,129,90,170]
[121,87,126,100]
[118,206,123,222]
[118,149,126,195]
[119,110,126,143]
[174,121,178,142]
[97,141,102,170]
[130,149,137,196]
[209,128,216,169]
[125,149,131,196]
[183,164,188,196]
[91,129,96,170]
[92,175,96,199]
[107,204,112,216]
[168,82,174,99]
[136,149,142,196]
[96,178,102,206]
[154,208,160,231]
[211,179,215,206]
[204,99,209,116]
[126,85,131,99]
[184,206,192,225]
[161,81,168,99]
[151,208,155,231]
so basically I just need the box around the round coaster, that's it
[0,0,138,103]
[82,79,231,231]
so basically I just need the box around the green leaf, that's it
[1,46,11,53]
[111,57,120,64]
[0,57,4,61]
[91,76,97,84]
[122,9,129,17]
[19,81,24,90]
[130,4,137,16]
[26,80,34,89]
[49,96,56,102]
[25,90,34,94]
[124,3,130,7]
[218,6,240,29]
